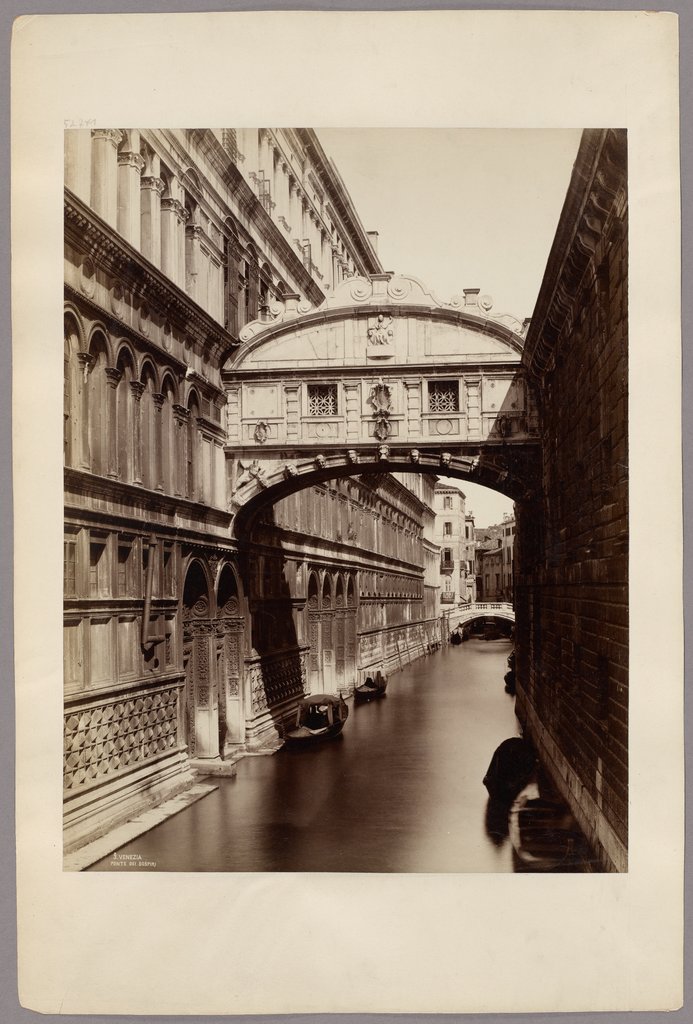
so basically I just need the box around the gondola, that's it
[354,670,388,703]
[283,694,349,744]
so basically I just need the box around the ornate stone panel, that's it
[63,684,180,792]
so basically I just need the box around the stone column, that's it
[104,367,122,478]
[321,231,332,287]
[117,150,145,246]
[191,620,219,759]
[129,380,145,484]
[152,393,165,490]
[185,223,205,305]
[76,352,93,470]
[90,129,122,227]
[140,176,164,266]
[161,197,186,287]
[64,130,91,203]
[289,179,300,238]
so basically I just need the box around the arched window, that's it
[115,349,134,482]
[186,393,200,500]
[87,332,109,475]
[64,314,82,467]
[139,363,157,489]
[160,374,177,494]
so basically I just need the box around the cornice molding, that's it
[64,189,234,365]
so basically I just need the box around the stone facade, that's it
[434,483,476,622]
[63,128,447,853]
[515,129,628,871]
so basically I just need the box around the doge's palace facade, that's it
[63,128,442,853]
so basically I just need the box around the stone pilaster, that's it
[129,380,145,484]
[104,367,122,478]
[75,352,93,470]
[161,197,186,287]
[140,176,165,267]
[90,128,123,227]
[185,223,205,305]
[117,151,145,246]
[64,129,92,204]
[152,393,165,490]
[172,404,189,497]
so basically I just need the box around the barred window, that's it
[428,380,459,412]
[308,384,338,416]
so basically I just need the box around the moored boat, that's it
[283,694,349,744]
[354,670,387,703]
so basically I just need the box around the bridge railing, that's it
[453,602,515,620]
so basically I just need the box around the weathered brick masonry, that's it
[515,129,628,871]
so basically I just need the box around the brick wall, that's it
[515,130,628,871]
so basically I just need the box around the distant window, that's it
[444,521,452,536]
[308,383,338,417]
[428,381,459,413]
[443,496,452,510]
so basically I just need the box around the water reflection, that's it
[89,639,590,873]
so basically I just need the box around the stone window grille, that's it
[428,381,459,413]
[308,384,338,417]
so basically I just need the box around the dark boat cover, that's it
[483,737,537,803]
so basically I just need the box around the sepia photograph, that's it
[11,10,682,1016]
[61,126,628,875]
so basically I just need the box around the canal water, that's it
[90,638,531,873]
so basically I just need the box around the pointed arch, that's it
[160,371,177,495]
[64,311,84,467]
[139,361,158,489]
[186,389,201,501]
[86,330,109,475]
[115,344,136,482]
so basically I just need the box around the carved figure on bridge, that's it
[367,314,394,345]
[409,448,420,463]
[440,451,452,468]
[347,450,359,464]
[378,444,390,461]
[315,454,327,469]
[284,463,298,478]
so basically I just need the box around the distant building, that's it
[433,484,476,631]
[475,513,515,602]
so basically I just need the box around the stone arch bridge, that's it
[222,272,540,530]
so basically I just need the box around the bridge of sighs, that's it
[222,273,540,529]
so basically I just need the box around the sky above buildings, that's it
[318,128,582,526]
